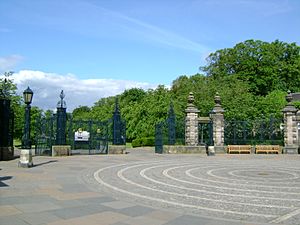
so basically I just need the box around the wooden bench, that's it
[227,145,251,154]
[255,145,280,154]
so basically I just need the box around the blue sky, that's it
[1,0,300,110]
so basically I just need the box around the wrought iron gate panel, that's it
[155,117,185,153]
[90,120,109,154]
[198,121,213,146]
[35,116,55,156]
[68,119,109,155]
[225,117,284,145]
[175,118,185,145]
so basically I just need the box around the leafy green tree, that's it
[121,88,146,104]
[255,90,287,119]
[201,40,300,95]
[30,106,43,143]
[72,106,91,120]
[90,96,116,121]
[121,85,172,141]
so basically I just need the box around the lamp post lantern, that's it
[23,86,33,149]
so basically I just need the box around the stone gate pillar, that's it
[282,91,298,154]
[185,92,199,146]
[210,92,225,153]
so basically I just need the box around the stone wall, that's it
[163,145,206,154]
[52,145,70,156]
[108,145,126,154]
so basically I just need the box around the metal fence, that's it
[224,117,284,145]
[155,117,185,154]
[35,115,126,155]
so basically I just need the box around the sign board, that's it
[74,130,90,141]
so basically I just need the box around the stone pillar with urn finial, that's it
[210,92,225,154]
[282,91,298,154]
[185,92,199,146]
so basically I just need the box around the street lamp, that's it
[23,86,33,149]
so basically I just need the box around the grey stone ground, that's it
[1,148,300,225]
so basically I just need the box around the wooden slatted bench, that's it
[255,145,280,154]
[227,145,252,154]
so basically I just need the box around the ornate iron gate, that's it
[35,116,55,156]
[224,117,284,145]
[68,119,109,155]
[198,121,213,146]
[35,117,112,155]
[155,117,185,154]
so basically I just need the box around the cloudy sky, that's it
[1,0,300,111]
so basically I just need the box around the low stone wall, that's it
[0,147,14,160]
[214,146,226,154]
[283,146,299,154]
[108,145,126,154]
[163,145,207,154]
[52,145,71,156]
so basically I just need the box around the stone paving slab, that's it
[1,148,299,225]
[16,212,62,225]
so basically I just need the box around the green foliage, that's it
[121,88,146,104]
[131,138,142,148]
[132,137,155,148]
[201,39,300,96]
[255,90,287,118]
[293,101,300,109]
[30,106,43,143]
[72,105,91,120]
[90,96,116,121]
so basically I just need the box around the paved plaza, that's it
[1,148,300,225]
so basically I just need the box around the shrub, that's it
[141,137,155,146]
[132,137,155,147]
[132,138,142,148]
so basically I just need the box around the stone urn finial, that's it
[214,92,221,106]
[187,92,195,106]
[286,90,292,104]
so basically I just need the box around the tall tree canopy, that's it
[200,40,300,96]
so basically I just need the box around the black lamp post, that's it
[23,87,33,149]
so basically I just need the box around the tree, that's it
[72,106,91,120]
[121,88,146,104]
[201,40,300,96]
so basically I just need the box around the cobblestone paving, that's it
[1,148,300,225]
[92,154,300,225]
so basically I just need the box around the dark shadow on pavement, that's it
[33,160,58,167]
[0,176,13,187]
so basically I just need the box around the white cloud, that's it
[0,55,23,72]
[8,70,157,111]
